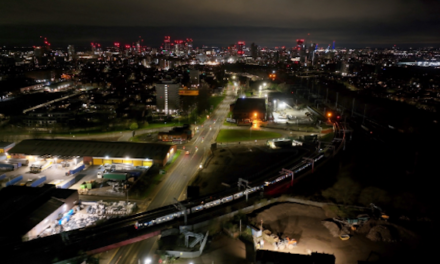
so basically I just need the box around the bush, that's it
[129,122,138,130]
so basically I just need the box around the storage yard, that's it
[37,200,138,238]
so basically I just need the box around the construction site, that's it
[247,201,425,264]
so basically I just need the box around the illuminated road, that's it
[107,87,236,264]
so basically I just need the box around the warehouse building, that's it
[0,141,15,155]
[230,98,266,122]
[8,139,177,167]
[0,184,78,242]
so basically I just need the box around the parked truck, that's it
[0,175,23,187]
[8,159,29,166]
[30,161,52,173]
[0,163,17,171]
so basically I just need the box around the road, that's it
[106,87,236,264]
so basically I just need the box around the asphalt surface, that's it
[106,87,236,264]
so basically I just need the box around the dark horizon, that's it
[1,0,440,50]
[1,24,439,50]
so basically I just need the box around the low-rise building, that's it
[230,98,266,123]
[158,124,194,142]
[0,184,78,242]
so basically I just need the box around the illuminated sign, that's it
[179,90,199,96]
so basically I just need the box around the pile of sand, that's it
[356,219,377,234]
[321,220,341,237]
[366,225,394,242]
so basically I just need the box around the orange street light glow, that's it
[327,113,332,117]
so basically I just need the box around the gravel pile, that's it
[321,220,341,237]
[366,225,393,242]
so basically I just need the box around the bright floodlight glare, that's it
[145,258,152,264]
[264,83,266,86]
[280,102,285,107]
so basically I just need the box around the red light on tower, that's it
[237,41,245,55]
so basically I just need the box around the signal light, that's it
[337,116,340,119]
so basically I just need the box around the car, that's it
[185,151,190,155]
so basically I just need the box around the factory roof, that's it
[9,139,174,161]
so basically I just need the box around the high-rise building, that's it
[174,40,183,54]
[164,36,171,51]
[186,38,193,52]
[156,82,180,115]
[237,41,245,55]
[189,70,200,87]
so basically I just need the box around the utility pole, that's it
[302,157,315,173]
[335,92,339,109]
[173,198,188,225]
[280,168,294,186]
[238,178,250,201]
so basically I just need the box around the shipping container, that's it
[69,164,85,175]
[31,176,46,187]
[7,159,29,166]
[0,163,17,171]
[102,173,128,181]
[113,170,142,178]
[3,175,23,187]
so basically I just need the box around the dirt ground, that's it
[194,144,304,196]
[248,202,425,264]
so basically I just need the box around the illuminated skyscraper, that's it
[164,36,171,51]
[237,41,245,55]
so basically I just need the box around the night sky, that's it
[1,0,439,48]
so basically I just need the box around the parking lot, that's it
[0,162,97,188]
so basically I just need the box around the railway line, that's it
[3,122,346,263]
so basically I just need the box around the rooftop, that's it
[9,139,174,161]
[0,185,76,239]
[232,98,266,113]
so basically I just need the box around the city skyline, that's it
[1,0,440,48]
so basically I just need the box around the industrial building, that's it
[8,139,177,167]
[0,184,78,242]
[230,98,266,123]
[158,124,194,142]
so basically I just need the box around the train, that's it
[135,154,325,230]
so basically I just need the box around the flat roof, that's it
[9,139,174,161]
[232,98,266,113]
[0,185,76,238]
[0,141,15,149]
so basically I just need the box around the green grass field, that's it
[216,129,282,142]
